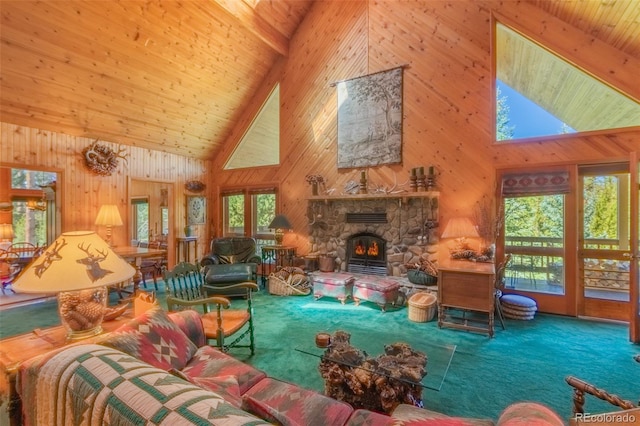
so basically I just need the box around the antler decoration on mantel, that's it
[82,139,128,176]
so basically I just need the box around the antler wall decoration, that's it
[82,140,128,176]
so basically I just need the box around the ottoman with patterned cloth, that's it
[311,272,356,304]
[352,276,400,311]
[241,377,355,426]
[500,294,538,320]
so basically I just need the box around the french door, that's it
[578,164,631,322]
[501,161,640,342]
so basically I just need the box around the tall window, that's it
[9,168,57,246]
[504,194,565,294]
[495,22,640,141]
[501,170,570,294]
[221,188,277,253]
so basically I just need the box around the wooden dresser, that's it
[437,259,496,337]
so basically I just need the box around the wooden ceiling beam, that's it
[212,0,289,56]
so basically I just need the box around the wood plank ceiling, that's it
[0,0,638,162]
[0,0,312,160]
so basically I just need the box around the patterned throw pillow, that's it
[100,306,198,371]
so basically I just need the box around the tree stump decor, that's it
[318,330,427,414]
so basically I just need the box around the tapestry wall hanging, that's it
[336,67,403,169]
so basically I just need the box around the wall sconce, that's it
[441,217,479,252]
[13,231,135,339]
[95,205,124,247]
[268,214,292,246]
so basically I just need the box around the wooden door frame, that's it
[630,152,639,343]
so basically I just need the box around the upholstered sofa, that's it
[201,237,261,297]
[16,308,566,426]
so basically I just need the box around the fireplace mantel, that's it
[307,191,439,202]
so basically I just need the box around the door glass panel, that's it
[504,194,565,294]
[581,173,630,302]
[131,198,149,242]
[223,194,245,236]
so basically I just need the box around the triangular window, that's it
[224,84,280,169]
[495,22,640,141]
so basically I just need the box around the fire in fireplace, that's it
[346,232,387,276]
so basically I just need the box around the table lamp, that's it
[12,231,135,339]
[268,214,292,246]
[95,204,123,246]
[0,223,14,251]
[441,217,479,252]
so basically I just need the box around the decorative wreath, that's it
[82,140,127,176]
[185,180,206,192]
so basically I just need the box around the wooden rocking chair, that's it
[164,262,258,354]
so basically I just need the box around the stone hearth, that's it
[307,194,439,276]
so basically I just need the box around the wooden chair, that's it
[494,253,512,330]
[164,262,258,355]
[137,241,165,291]
[0,250,20,294]
[566,356,638,416]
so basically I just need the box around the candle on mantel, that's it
[429,166,435,175]
[411,168,416,176]
[361,171,366,179]
[419,166,424,176]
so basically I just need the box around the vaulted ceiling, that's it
[0,0,313,160]
[0,0,638,161]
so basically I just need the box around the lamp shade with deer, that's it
[13,231,135,339]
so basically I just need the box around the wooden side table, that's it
[176,236,198,263]
[437,259,496,337]
[0,311,135,425]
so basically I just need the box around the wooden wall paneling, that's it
[0,122,210,265]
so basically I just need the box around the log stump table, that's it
[316,330,427,414]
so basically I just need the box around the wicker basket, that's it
[408,292,437,322]
[407,269,438,285]
[268,273,311,296]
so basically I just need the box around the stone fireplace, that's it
[307,194,439,276]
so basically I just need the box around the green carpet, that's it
[1,285,637,422]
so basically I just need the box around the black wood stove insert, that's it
[346,232,387,276]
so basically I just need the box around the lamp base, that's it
[58,287,108,340]
[274,229,285,246]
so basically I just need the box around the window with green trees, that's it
[222,189,277,249]
[10,168,56,246]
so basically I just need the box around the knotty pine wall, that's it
[2,0,639,264]
[0,122,212,266]
[212,0,640,258]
